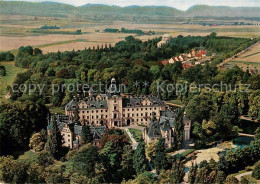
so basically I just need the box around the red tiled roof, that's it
[161,60,169,65]
[182,63,194,70]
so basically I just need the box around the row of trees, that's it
[0,51,14,61]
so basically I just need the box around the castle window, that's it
[141,108,143,111]
[141,113,143,116]
[114,114,117,118]
[137,108,139,111]
[132,108,134,111]
[101,110,103,113]
[87,111,89,113]
[150,108,152,110]
[137,113,139,116]
[68,139,70,142]
[96,110,98,113]
[68,135,70,137]
[87,116,89,119]
[114,106,117,110]
[96,115,98,118]
[82,111,84,114]
[145,108,147,110]
[82,106,84,108]
[114,99,117,103]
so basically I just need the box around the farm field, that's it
[1,14,260,53]
[225,43,260,71]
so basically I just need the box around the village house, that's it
[143,110,191,148]
[65,78,166,128]
[47,114,107,149]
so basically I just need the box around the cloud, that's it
[5,0,260,10]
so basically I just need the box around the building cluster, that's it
[47,78,192,149]
[161,48,208,69]
[65,78,166,128]
[143,110,191,148]
[47,114,106,149]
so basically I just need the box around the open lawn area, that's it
[0,61,26,102]
[129,128,143,142]
[46,104,65,114]
[185,141,236,167]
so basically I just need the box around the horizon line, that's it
[2,0,260,11]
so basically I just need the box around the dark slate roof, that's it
[122,95,165,108]
[159,110,176,128]
[74,124,106,140]
[86,100,107,109]
[65,99,79,111]
[47,114,70,131]
[147,118,161,138]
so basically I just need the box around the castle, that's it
[47,78,191,149]
[65,78,166,128]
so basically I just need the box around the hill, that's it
[0,1,259,17]
[186,5,260,17]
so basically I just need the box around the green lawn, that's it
[46,104,65,114]
[166,99,184,106]
[17,150,37,164]
[129,128,143,142]
[0,61,26,102]
[180,149,195,157]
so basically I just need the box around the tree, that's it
[120,145,136,180]
[224,175,239,184]
[46,116,63,159]
[133,141,149,174]
[252,161,260,180]
[71,144,99,178]
[36,151,54,167]
[154,138,168,172]
[188,162,198,184]
[0,65,6,76]
[82,124,93,144]
[29,132,45,152]
[0,156,28,184]
[0,100,48,155]
[160,160,185,183]
[240,177,249,184]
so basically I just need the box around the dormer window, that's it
[136,102,140,106]
[127,103,131,107]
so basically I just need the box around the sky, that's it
[5,0,260,10]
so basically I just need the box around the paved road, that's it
[124,128,139,150]
[235,171,252,181]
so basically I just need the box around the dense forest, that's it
[0,33,259,183]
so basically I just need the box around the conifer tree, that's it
[46,116,63,159]
[82,124,93,144]
[154,138,168,172]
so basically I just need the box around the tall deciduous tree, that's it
[133,141,149,174]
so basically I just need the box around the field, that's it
[1,14,260,53]
[225,43,260,71]
[0,61,27,103]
